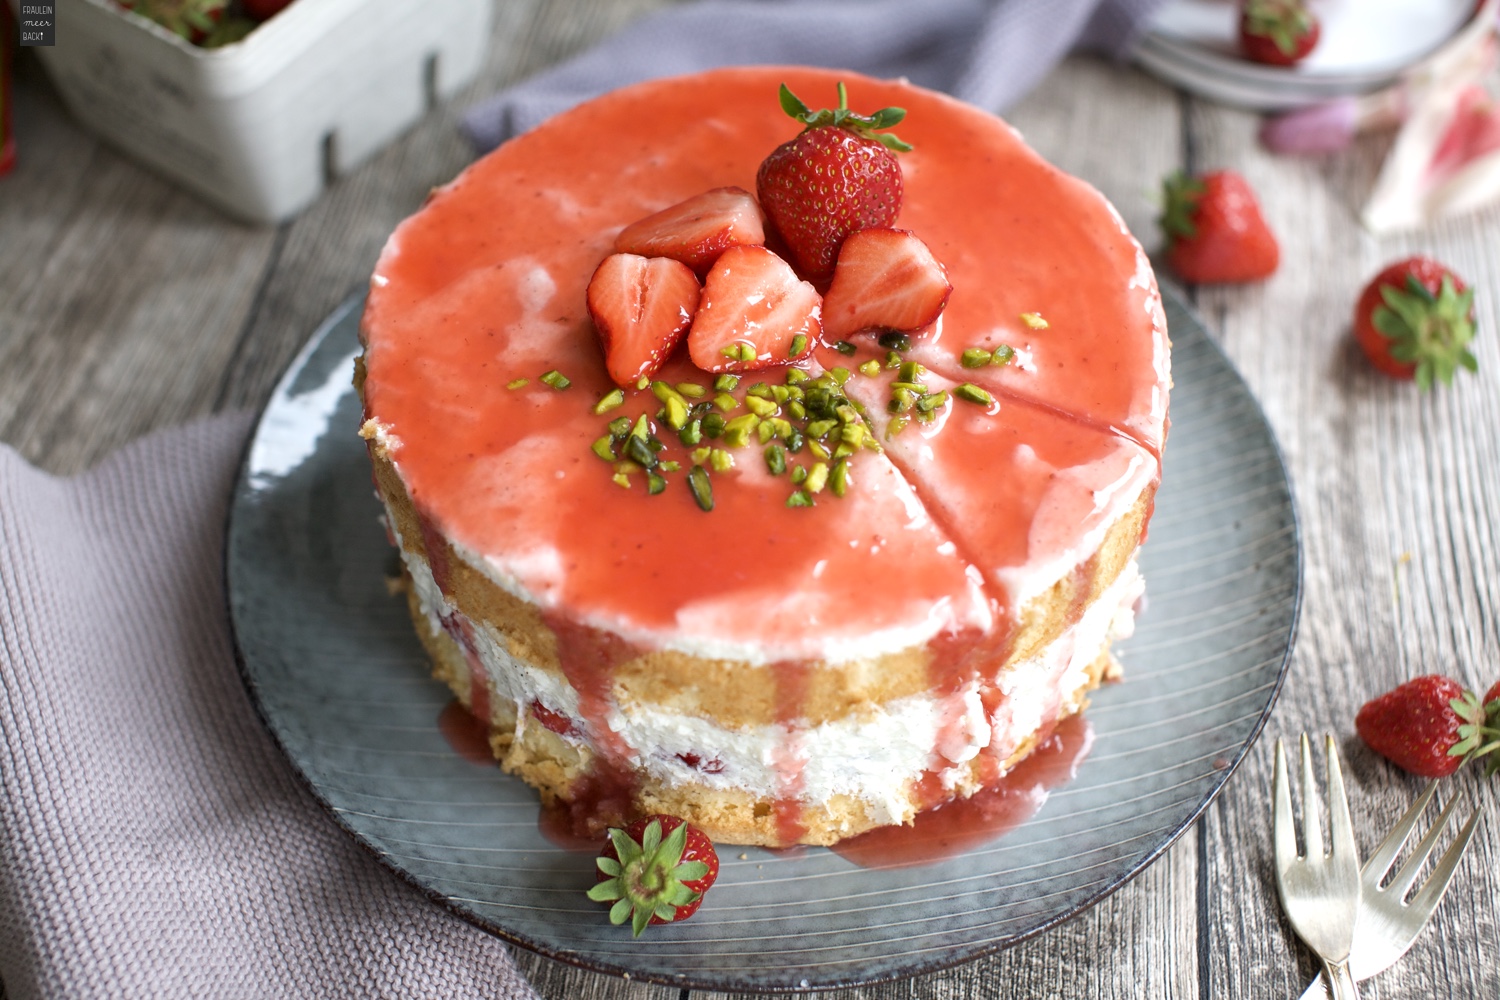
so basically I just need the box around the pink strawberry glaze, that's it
[362,67,1167,841]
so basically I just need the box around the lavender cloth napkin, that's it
[463,0,1167,151]
[0,414,541,1000]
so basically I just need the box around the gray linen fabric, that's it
[0,413,541,1000]
[462,0,1167,150]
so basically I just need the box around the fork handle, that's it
[1322,959,1359,1000]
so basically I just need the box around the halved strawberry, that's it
[614,187,765,278]
[587,253,701,387]
[687,245,820,372]
[820,228,951,341]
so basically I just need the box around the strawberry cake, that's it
[356,66,1170,847]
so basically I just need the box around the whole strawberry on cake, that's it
[356,67,1171,848]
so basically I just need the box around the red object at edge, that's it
[1,0,15,176]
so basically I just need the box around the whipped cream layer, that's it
[397,506,1143,828]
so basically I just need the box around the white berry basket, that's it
[30,0,490,223]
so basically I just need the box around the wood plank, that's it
[1185,89,1500,1000]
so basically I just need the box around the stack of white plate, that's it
[1136,0,1478,109]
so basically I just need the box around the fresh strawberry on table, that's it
[687,245,820,372]
[587,253,701,386]
[756,82,910,285]
[1353,256,1478,390]
[1158,170,1279,284]
[1355,675,1500,779]
[588,814,720,936]
[820,228,951,341]
[614,187,766,278]
[1239,0,1320,67]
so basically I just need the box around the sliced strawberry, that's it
[820,228,951,341]
[614,187,765,278]
[587,253,701,387]
[687,245,821,372]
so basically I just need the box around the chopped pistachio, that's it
[835,404,860,425]
[832,442,856,460]
[607,416,631,437]
[804,461,830,493]
[1020,312,1048,329]
[506,378,530,390]
[636,376,651,390]
[808,439,831,461]
[591,435,617,462]
[614,460,642,475]
[713,392,740,412]
[785,368,809,385]
[721,342,756,362]
[709,448,735,472]
[858,360,881,377]
[646,434,665,453]
[702,412,726,438]
[679,419,703,446]
[676,382,707,398]
[770,417,794,439]
[744,395,779,418]
[765,444,787,475]
[791,466,809,485]
[887,416,910,438]
[593,388,626,414]
[992,344,1016,365]
[714,373,741,393]
[660,460,681,473]
[877,331,912,352]
[770,385,790,404]
[916,389,949,413]
[955,383,994,406]
[722,413,761,448]
[692,447,713,464]
[651,381,679,404]
[890,380,929,395]
[787,400,807,421]
[664,395,690,430]
[839,423,867,448]
[830,458,850,497]
[757,419,777,444]
[961,348,992,369]
[612,472,632,489]
[898,361,925,383]
[916,408,938,424]
[830,367,852,385]
[646,472,667,495]
[884,350,903,369]
[789,333,808,357]
[786,489,815,508]
[833,340,857,356]
[624,435,658,468]
[746,382,773,399]
[630,414,652,439]
[687,465,714,511]
[785,429,806,453]
[806,418,838,440]
[888,387,917,414]
[540,370,571,390]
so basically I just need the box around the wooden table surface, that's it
[3,2,1498,997]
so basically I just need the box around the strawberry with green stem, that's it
[1353,257,1478,390]
[1158,170,1279,284]
[1240,0,1320,67]
[756,82,911,285]
[1355,675,1500,779]
[589,815,720,936]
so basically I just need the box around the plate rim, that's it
[224,283,1303,993]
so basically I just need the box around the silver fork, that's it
[1274,734,1363,1000]
[1296,783,1483,1000]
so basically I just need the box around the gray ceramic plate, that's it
[227,286,1300,992]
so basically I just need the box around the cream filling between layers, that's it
[392,497,1144,827]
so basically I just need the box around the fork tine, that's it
[1324,734,1355,858]
[1403,808,1480,915]
[1299,733,1323,857]
[1274,739,1297,865]
[1363,782,1438,886]
[1385,794,1462,899]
